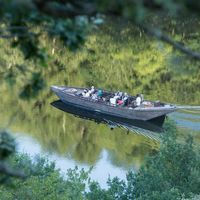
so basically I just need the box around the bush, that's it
[1,126,200,200]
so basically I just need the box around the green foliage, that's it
[0,0,200,100]
[0,130,15,160]
[19,72,45,100]
[88,127,200,200]
[0,130,25,183]
[0,1,93,61]
[49,17,89,51]
[0,154,91,200]
[0,2,200,199]
[1,127,200,199]
[1,2,200,100]
[1,16,200,102]
[3,69,16,87]
[0,0,199,54]
[133,131,200,199]
[0,16,199,170]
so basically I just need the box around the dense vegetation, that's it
[0,1,200,198]
[1,0,200,64]
[0,125,200,200]
[0,17,200,169]
[1,16,200,102]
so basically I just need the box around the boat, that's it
[51,86,177,123]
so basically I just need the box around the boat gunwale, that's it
[58,86,177,112]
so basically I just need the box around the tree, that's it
[0,130,25,182]
[1,0,200,59]
[0,0,200,99]
[86,125,200,200]
[131,130,200,199]
[1,125,200,199]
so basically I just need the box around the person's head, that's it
[124,92,127,96]
[91,86,94,89]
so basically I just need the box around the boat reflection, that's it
[51,100,163,140]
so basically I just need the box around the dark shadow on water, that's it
[51,100,164,140]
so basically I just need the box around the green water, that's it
[0,17,199,186]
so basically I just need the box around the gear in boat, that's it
[72,86,167,109]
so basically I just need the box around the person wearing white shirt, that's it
[136,94,142,106]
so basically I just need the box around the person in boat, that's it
[110,97,117,105]
[84,86,95,97]
[136,94,142,106]
[117,99,123,105]
[110,92,120,106]
[92,93,98,100]
[122,92,129,106]
[82,89,88,97]
[90,86,95,94]
[97,89,103,98]
[118,92,123,99]
[116,92,129,106]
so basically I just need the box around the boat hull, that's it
[51,86,177,121]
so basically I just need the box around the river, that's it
[0,17,200,187]
[1,106,199,188]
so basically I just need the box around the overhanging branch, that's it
[34,1,97,18]
[142,25,200,60]
[2,1,200,60]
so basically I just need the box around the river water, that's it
[4,106,200,188]
[0,18,200,187]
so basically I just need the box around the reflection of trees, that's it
[1,18,200,104]
[107,142,156,170]
[69,123,158,167]
[0,89,158,168]
[0,16,200,168]
[72,127,102,164]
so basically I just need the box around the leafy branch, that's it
[0,130,26,182]
[142,25,200,60]
[0,0,199,61]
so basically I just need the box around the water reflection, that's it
[170,110,200,131]
[0,16,200,188]
[51,100,163,140]
[15,133,127,188]
[0,95,159,170]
